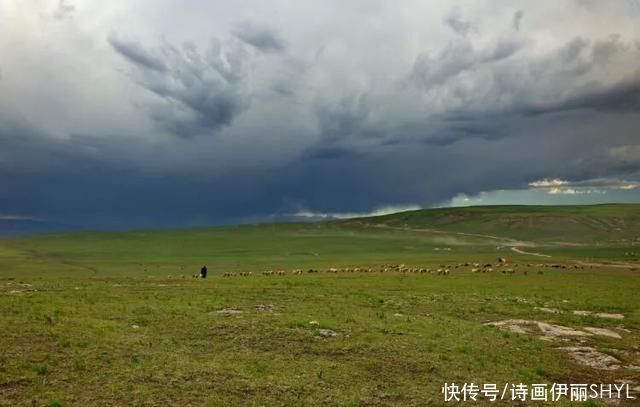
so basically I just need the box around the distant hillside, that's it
[343,204,640,243]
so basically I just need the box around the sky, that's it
[1,0,640,230]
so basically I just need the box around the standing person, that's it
[200,265,208,278]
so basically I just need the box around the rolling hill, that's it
[343,204,640,244]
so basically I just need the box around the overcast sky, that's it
[1,0,640,229]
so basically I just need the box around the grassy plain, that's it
[1,205,639,405]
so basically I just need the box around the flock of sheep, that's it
[218,258,586,277]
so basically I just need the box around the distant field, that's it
[1,205,639,405]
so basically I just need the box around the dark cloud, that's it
[410,38,523,90]
[513,10,524,31]
[108,36,167,72]
[109,36,251,137]
[526,73,640,115]
[233,21,286,53]
[444,8,474,37]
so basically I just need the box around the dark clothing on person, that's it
[200,265,208,278]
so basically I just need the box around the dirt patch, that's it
[2,282,36,296]
[0,378,32,389]
[560,346,621,370]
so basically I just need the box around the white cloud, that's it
[547,187,605,195]
[529,178,569,188]
[530,177,639,193]
[292,205,422,220]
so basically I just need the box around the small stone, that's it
[318,329,339,337]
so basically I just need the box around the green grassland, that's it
[1,205,639,405]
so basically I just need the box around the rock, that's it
[595,313,624,320]
[534,307,563,314]
[318,329,339,338]
[393,313,404,317]
[487,319,596,340]
[560,346,620,370]
[537,322,591,339]
[131,325,140,329]
[573,310,624,320]
[309,320,319,326]
[583,327,622,339]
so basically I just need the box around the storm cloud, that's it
[233,21,286,53]
[1,0,639,230]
